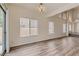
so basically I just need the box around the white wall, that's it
[7,5,67,47]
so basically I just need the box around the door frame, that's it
[0,4,6,56]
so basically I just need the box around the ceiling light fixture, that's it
[38,3,45,14]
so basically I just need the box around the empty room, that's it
[1,3,79,56]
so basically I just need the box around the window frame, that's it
[20,18,39,37]
[48,21,54,34]
[30,19,38,36]
[63,23,66,33]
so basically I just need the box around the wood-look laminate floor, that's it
[5,37,79,56]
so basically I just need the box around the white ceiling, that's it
[10,3,79,17]
[14,3,69,11]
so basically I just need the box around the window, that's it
[0,8,4,41]
[69,24,71,32]
[20,18,38,37]
[76,23,79,33]
[0,5,6,55]
[30,20,38,35]
[20,18,29,37]
[72,24,74,32]
[49,22,54,34]
[63,24,66,33]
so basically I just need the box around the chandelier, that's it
[61,11,73,22]
[38,3,45,14]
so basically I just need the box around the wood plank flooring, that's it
[5,37,79,56]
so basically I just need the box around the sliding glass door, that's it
[0,5,6,56]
